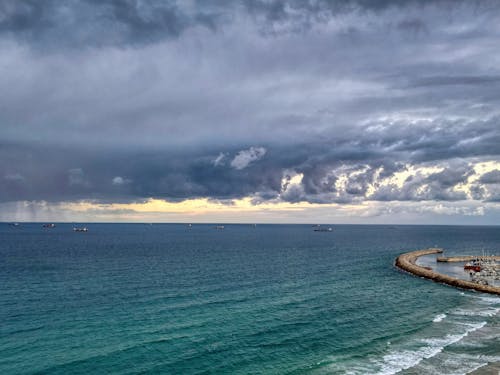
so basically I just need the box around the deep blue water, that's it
[1,224,499,374]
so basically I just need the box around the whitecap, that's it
[421,321,486,346]
[374,346,445,375]
[372,321,487,375]
[433,313,446,322]
[476,295,500,305]
[451,307,500,317]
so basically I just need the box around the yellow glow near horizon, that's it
[63,197,328,216]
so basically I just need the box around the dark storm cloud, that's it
[479,170,500,184]
[0,0,392,48]
[2,114,498,204]
[0,0,223,48]
[1,0,500,209]
[0,142,282,203]
[244,0,452,25]
[2,0,493,48]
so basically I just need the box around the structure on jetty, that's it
[395,248,500,295]
[437,255,500,262]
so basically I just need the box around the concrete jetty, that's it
[395,248,500,295]
[437,255,500,262]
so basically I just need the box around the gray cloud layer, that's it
[1,0,500,209]
[2,1,475,49]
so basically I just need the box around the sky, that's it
[1,0,500,224]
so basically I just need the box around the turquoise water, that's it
[1,224,499,374]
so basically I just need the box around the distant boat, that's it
[73,227,88,232]
[9,223,20,227]
[42,223,56,228]
[215,225,225,230]
[314,227,333,232]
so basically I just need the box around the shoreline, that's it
[395,248,500,295]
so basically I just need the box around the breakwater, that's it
[395,248,500,295]
[437,255,500,262]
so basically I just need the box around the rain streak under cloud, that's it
[1,0,500,223]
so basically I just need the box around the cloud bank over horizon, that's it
[1,0,500,223]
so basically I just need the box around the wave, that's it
[372,321,487,375]
[476,295,500,305]
[433,313,446,323]
[451,307,500,317]
[462,294,500,305]
[325,320,489,375]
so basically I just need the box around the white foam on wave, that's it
[421,321,486,346]
[375,346,443,375]
[476,295,500,305]
[463,293,500,305]
[325,298,497,375]
[452,307,500,317]
[372,321,487,375]
[433,313,446,323]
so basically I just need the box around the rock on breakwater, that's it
[395,248,500,296]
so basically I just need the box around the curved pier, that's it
[395,248,500,295]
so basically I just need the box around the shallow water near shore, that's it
[1,224,499,374]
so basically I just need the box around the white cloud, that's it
[112,176,124,185]
[230,147,266,170]
[212,152,226,166]
[112,176,131,185]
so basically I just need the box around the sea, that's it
[1,224,499,374]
